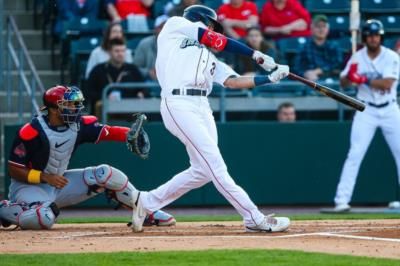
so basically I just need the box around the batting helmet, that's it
[361,19,384,42]
[183,5,224,34]
[42,85,85,126]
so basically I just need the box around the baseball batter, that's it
[333,20,400,211]
[129,5,290,233]
[0,86,175,229]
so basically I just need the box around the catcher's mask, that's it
[41,85,85,127]
[183,5,224,34]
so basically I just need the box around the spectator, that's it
[106,0,154,22]
[132,15,169,81]
[167,0,199,17]
[54,0,99,37]
[277,102,296,122]
[236,26,279,75]
[85,22,133,79]
[260,0,311,39]
[217,0,259,40]
[293,15,343,81]
[86,38,146,115]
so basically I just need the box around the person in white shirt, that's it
[85,22,133,79]
[333,20,400,212]
[128,5,291,233]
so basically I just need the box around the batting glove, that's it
[268,64,290,83]
[347,63,369,85]
[252,50,277,71]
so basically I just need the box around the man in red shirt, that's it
[217,0,259,40]
[106,0,154,22]
[260,0,311,39]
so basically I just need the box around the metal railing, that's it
[1,15,45,195]
[5,15,45,119]
[100,80,351,124]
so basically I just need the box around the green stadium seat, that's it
[203,0,224,10]
[326,14,349,38]
[276,37,308,66]
[360,0,400,13]
[126,32,153,51]
[304,0,350,14]
[373,15,400,33]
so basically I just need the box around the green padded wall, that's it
[3,122,398,207]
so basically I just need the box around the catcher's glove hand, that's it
[126,113,150,159]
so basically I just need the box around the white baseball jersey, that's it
[341,46,400,105]
[155,16,238,97]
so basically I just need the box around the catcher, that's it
[0,85,175,229]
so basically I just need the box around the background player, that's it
[333,20,400,212]
[0,85,175,229]
[129,5,290,233]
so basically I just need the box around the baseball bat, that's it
[287,73,365,112]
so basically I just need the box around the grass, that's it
[0,250,399,266]
[58,213,400,224]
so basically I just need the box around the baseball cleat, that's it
[333,203,351,212]
[131,192,146,232]
[143,210,176,227]
[388,201,400,209]
[245,215,290,233]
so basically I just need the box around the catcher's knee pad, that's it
[0,200,59,230]
[83,164,137,208]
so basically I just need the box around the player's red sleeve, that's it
[96,125,130,143]
[199,29,228,51]
[19,123,38,141]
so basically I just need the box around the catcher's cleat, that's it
[143,210,176,227]
[131,192,146,232]
[245,215,290,233]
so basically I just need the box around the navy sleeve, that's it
[78,118,105,144]
[8,133,40,168]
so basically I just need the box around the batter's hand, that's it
[268,64,290,83]
[41,173,68,189]
[252,51,277,71]
[347,63,369,84]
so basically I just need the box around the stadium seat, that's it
[304,0,350,14]
[327,14,349,38]
[203,0,224,11]
[70,37,102,84]
[334,36,352,54]
[62,17,107,39]
[276,37,308,66]
[373,15,400,33]
[360,0,400,13]
[126,32,153,51]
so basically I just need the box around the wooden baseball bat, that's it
[288,73,365,112]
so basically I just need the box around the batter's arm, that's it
[369,78,395,91]
[8,162,68,188]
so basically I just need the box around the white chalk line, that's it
[45,231,400,243]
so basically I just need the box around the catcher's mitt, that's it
[126,113,150,159]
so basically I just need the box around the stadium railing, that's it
[101,80,351,124]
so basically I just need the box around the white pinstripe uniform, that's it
[334,46,400,206]
[139,16,265,227]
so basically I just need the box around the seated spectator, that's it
[293,15,343,82]
[85,22,133,79]
[86,38,146,115]
[132,15,168,81]
[236,26,279,75]
[277,102,296,122]
[106,0,154,22]
[217,0,259,40]
[54,0,99,37]
[167,0,199,17]
[260,0,311,39]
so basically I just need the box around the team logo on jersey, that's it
[180,38,203,49]
[14,143,26,158]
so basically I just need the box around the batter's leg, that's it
[334,111,378,206]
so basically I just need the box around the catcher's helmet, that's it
[42,85,85,126]
[183,5,224,34]
[361,19,384,42]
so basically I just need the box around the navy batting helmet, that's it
[183,5,224,34]
[361,19,384,42]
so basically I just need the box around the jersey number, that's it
[210,62,216,76]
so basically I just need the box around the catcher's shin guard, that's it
[83,164,137,208]
[0,200,59,230]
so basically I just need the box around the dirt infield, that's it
[1,219,400,259]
